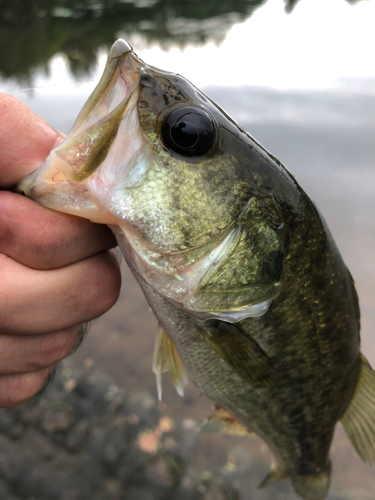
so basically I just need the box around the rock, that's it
[145,458,173,487]
[0,478,16,500]
[0,364,242,500]
[64,420,90,452]
[42,410,72,434]
[0,410,24,439]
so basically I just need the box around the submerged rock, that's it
[0,365,241,500]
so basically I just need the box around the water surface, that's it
[1,1,374,498]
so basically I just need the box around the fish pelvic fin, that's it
[198,406,253,436]
[291,466,331,500]
[152,324,189,401]
[340,354,375,464]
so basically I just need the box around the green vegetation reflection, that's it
[0,0,365,83]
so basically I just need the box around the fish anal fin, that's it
[201,322,276,387]
[152,325,188,401]
[258,464,287,488]
[340,354,375,465]
[198,406,253,436]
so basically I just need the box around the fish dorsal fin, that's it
[340,354,375,464]
[258,465,287,488]
[201,321,276,387]
[198,406,253,435]
[153,325,188,401]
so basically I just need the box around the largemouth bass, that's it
[16,39,375,500]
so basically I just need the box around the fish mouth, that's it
[15,40,145,222]
[67,39,140,151]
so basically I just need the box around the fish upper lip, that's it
[68,40,142,138]
[108,39,133,59]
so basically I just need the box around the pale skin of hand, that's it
[0,94,122,408]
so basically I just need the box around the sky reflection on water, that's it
[1,0,374,498]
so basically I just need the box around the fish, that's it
[15,39,375,500]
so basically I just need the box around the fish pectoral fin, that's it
[152,324,189,401]
[340,354,375,464]
[201,322,276,387]
[198,406,253,436]
[258,465,287,488]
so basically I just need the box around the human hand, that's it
[0,94,122,408]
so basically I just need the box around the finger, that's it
[0,325,85,375]
[0,94,64,188]
[0,367,54,408]
[69,322,89,355]
[0,191,117,269]
[0,251,121,335]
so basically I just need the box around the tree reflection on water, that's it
[0,0,266,83]
[0,0,364,84]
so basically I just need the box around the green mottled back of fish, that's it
[16,40,375,500]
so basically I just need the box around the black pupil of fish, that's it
[171,121,198,149]
[162,107,215,157]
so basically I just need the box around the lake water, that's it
[1,0,375,498]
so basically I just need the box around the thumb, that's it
[0,93,64,189]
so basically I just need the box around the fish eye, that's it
[161,106,216,157]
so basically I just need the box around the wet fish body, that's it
[16,40,375,500]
